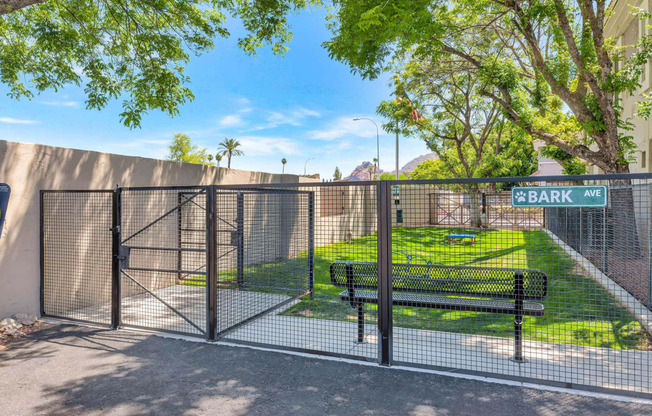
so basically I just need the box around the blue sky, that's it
[0,9,430,179]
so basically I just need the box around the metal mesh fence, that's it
[41,191,113,325]
[119,187,208,336]
[547,182,651,308]
[208,189,313,337]
[391,178,651,396]
[40,175,652,397]
[218,184,379,360]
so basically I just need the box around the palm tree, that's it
[218,138,244,169]
[281,158,287,174]
[372,157,379,180]
[215,153,222,168]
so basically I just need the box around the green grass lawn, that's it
[185,227,650,350]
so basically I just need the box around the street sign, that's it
[392,185,400,197]
[511,185,607,208]
[0,183,10,236]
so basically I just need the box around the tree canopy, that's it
[378,58,537,186]
[167,133,211,164]
[0,0,320,127]
[218,137,244,169]
[325,0,652,174]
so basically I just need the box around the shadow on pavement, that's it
[0,324,650,416]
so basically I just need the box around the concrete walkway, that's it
[69,286,652,395]
[226,314,652,394]
[0,324,650,415]
[73,286,292,335]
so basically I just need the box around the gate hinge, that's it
[110,226,121,234]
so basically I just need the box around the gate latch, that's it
[115,246,130,269]
[110,225,121,234]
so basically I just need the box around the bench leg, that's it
[510,271,527,363]
[510,316,528,363]
[355,303,365,344]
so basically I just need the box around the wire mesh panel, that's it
[41,191,113,325]
[119,187,208,337]
[390,178,652,397]
[217,183,379,361]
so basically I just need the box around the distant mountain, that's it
[401,153,437,172]
[346,161,380,181]
[382,153,438,176]
[345,153,437,181]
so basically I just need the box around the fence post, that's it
[236,192,245,289]
[177,192,183,282]
[308,191,315,299]
[377,181,393,366]
[206,186,218,341]
[111,188,122,330]
[39,191,45,317]
[648,186,652,310]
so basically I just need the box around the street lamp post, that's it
[353,118,380,180]
[395,119,399,180]
[304,157,314,176]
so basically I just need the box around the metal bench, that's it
[329,260,548,362]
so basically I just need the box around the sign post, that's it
[511,185,607,208]
[0,183,10,237]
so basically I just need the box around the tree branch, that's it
[0,0,45,15]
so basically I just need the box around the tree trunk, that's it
[468,192,484,228]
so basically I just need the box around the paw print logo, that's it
[514,191,526,203]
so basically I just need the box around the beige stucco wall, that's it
[0,139,315,318]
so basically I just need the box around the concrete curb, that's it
[544,229,651,334]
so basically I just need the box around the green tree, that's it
[167,133,211,165]
[377,61,536,226]
[281,158,287,174]
[333,166,342,180]
[379,173,408,180]
[0,0,320,128]
[215,153,222,169]
[218,138,244,169]
[539,146,588,175]
[326,0,652,175]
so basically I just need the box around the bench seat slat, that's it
[339,290,545,317]
[330,261,548,301]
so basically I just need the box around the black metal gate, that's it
[41,175,652,398]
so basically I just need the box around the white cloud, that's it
[40,101,79,107]
[234,97,251,107]
[238,136,301,156]
[0,117,39,124]
[219,114,244,127]
[262,107,321,129]
[308,116,378,141]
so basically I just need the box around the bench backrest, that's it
[330,261,547,301]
